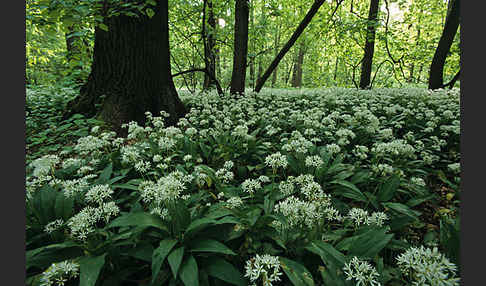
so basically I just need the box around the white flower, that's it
[85,185,113,205]
[265,152,288,169]
[343,257,381,286]
[305,155,324,168]
[397,246,459,286]
[347,208,369,227]
[30,155,60,177]
[241,179,262,195]
[244,254,283,286]
[40,260,79,286]
[44,219,64,234]
[226,196,244,209]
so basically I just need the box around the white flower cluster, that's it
[139,171,193,205]
[372,140,416,159]
[282,131,314,154]
[85,184,114,205]
[305,155,324,168]
[215,161,235,183]
[40,260,79,286]
[264,152,288,170]
[244,254,283,286]
[343,256,381,286]
[225,196,244,209]
[347,208,389,227]
[44,219,64,234]
[29,154,60,177]
[396,246,460,286]
[67,202,119,240]
[242,178,262,195]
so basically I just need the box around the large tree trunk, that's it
[203,0,218,89]
[63,1,185,135]
[428,0,460,89]
[291,42,305,87]
[254,0,325,92]
[359,0,380,89]
[230,0,250,95]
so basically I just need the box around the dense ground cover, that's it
[26,87,460,286]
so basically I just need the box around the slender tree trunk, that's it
[428,0,460,89]
[271,24,280,87]
[230,0,250,95]
[203,0,218,89]
[417,64,423,83]
[291,42,305,87]
[254,0,325,92]
[359,0,380,89]
[249,2,255,88]
[333,57,339,81]
[63,1,185,135]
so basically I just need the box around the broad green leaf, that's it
[79,253,107,286]
[280,257,314,286]
[152,239,178,285]
[179,255,199,286]
[382,202,421,219]
[108,212,167,231]
[204,257,246,286]
[348,228,394,259]
[26,241,82,270]
[190,239,236,255]
[168,247,185,278]
[96,163,113,184]
[54,191,74,220]
[331,180,367,202]
[306,241,346,268]
[376,175,400,202]
[184,218,217,237]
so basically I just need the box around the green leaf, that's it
[98,23,109,32]
[108,212,168,231]
[26,241,82,270]
[190,239,236,255]
[146,8,155,18]
[347,228,394,259]
[280,257,314,286]
[440,216,460,266]
[179,255,199,286]
[152,239,178,285]
[96,163,113,184]
[376,175,400,202]
[331,180,367,202]
[168,247,185,278]
[54,191,74,220]
[382,202,421,219]
[184,218,217,237]
[203,257,246,286]
[306,241,346,268]
[79,253,107,286]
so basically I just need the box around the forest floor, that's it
[26,86,460,286]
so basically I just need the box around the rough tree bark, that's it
[203,0,218,89]
[428,0,460,90]
[254,0,325,92]
[230,0,250,95]
[359,0,380,89]
[63,1,185,135]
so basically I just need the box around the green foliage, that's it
[26,87,460,285]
